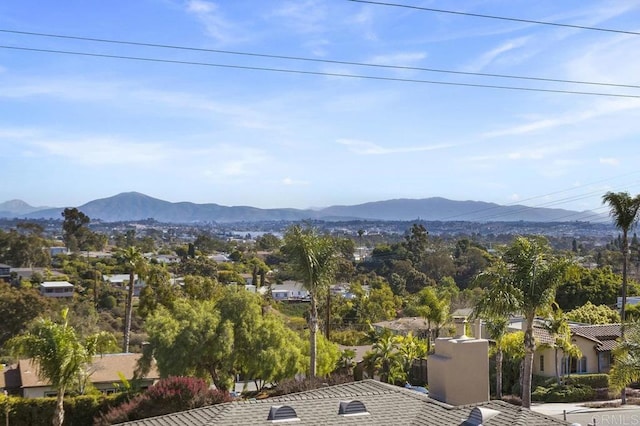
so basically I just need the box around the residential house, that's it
[49,246,69,257]
[260,280,310,302]
[373,317,430,339]
[117,379,569,426]
[533,324,621,377]
[3,353,159,398]
[39,281,74,298]
[104,274,146,296]
[0,263,10,283]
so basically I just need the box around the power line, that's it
[3,45,640,99]
[2,28,640,90]
[348,0,640,36]
[438,173,640,221]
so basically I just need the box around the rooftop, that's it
[118,379,569,426]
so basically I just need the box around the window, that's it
[539,355,544,372]
[563,356,588,374]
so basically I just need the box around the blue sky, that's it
[1,1,640,215]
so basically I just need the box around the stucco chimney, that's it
[427,336,489,406]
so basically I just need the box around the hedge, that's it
[565,374,609,389]
[0,393,128,426]
[532,384,596,403]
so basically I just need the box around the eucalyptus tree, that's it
[602,191,640,328]
[115,246,148,353]
[282,225,337,378]
[8,308,114,426]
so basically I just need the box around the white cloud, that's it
[337,138,452,155]
[600,157,620,166]
[368,52,427,66]
[464,37,530,72]
[483,98,640,138]
[282,177,309,186]
[31,139,169,166]
[185,0,244,45]
[269,0,327,34]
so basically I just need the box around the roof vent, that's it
[338,400,369,416]
[267,405,300,422]
[465,407,500,425]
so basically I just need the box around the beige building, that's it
[4,353,159,398]
[532,324,620,377]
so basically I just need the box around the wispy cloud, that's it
[483,98,640,138]
[269,0,327,34]
[367,52,427,66]
[30,139,169,166]
[185,0,245,45]
[600,157,620,166]
[464,37,530,72]
[282,177,309,186]
[337,138,452,155]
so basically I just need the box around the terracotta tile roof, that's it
[18,353,159,389]
[571,324,621,352]
[118,380,570,426]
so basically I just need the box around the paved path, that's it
[531,401,640,425]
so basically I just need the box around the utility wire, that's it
[348,0,640,36]
[436,173,640,221]
[2,28,640,90]
[3,45,640,99]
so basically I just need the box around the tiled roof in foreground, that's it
[118,379,569,426]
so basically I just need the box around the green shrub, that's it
[1,393,126,426]
[565,374,609,389]
[330,329,369,346]
[95,376,232,425]
[531,384,596,403]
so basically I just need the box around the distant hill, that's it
[8,192,606,223]
[0,199,49,217]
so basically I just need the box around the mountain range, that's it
[0,192,606,223]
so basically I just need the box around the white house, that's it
[103,274,146,296]
[39,281,74,298]
[260,280,310,301]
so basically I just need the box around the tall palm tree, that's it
[602,191,640,406]
[116,246,148,353]
[541,303,572,385]
[283,225,336,378]
[507,237,569,408]
[8,309,114,426]
[473,262,519,400]
[602,191,640,329]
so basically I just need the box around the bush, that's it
[96,376,232,425]
[0,394,127,426]
[565,374,609,389]
[532,384,596,403]
[330,330,369,346]
[272,374,354,396]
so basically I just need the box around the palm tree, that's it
[8,309,114,426]
[115,246,148,353]
[602,191,640,329]
[610,322,640,393]
[283,225,336,378]
[478,237,568,408]
[603,191,640,405]
[541,303,572,385]
[473,261,520,400]
[507,237,569,408]
[363,331,400,383]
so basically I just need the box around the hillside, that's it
[5,192,605,223]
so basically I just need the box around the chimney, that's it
[427,335,489,406]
